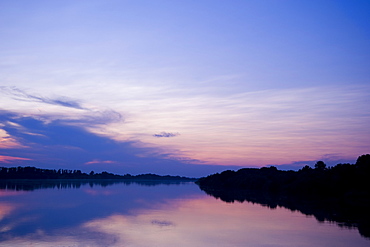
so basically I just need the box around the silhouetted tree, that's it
[300,165,312,172]
[314,161,326,170]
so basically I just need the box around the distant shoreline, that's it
[0,178,197,182]
[0,166,197,181]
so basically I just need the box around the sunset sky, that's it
[1,0,369,177]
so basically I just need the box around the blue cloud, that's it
[0,111,240,177]
[153,132,180,138]
[0,87,85,110]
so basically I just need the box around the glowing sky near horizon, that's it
[0,0,369,176]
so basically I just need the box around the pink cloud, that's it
[84,159,117,165]
[0,130,26,149]
[0,155,31,163]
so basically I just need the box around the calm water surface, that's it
[0,181,368,247]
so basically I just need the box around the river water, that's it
[0,180,368,246]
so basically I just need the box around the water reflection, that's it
[0,179,188,191]
[0,181,368,246]
[198,187,370,240]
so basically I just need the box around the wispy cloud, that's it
[85,159,117,165]
[0,111,227,177]
[0,86,85,110]
[153,132,180,138]
[151,220,175,227]
[0,128,26,149]
[0,87,123,134]
[0,155,31,163]
[1,83,369,169]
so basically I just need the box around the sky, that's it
[0,0,369,177]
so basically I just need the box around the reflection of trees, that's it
[199,187,370,239]
[0,179,191,191]
[196,154,370,240]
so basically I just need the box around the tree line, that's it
[196,154,370,200]
[0,166,195,181]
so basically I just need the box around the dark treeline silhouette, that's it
[0,166,195,181]
[196,154,370,239]
[196,154,370,200]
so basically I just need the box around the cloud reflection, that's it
[81,197,369,247]
[0,183,368,246]
[0,203,15,221]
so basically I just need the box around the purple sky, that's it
[1,0,369,177]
